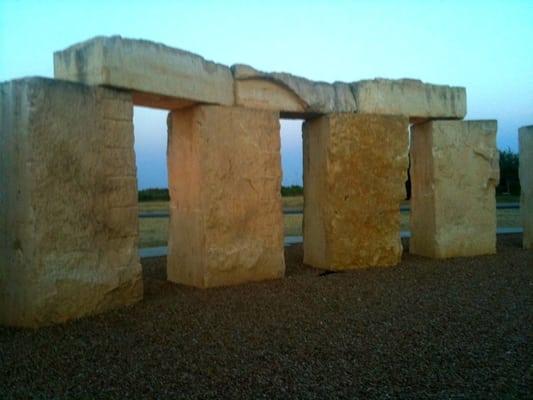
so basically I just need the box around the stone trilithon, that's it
[0,36,510,328]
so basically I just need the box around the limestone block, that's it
[352,78,466,120]
[54,36,234,109]
[410,120,499,258]
[519,125,533,249]
[232,64,357,117]
[303,114,409,270]
[167,105,285,288]
[0,78,142,327]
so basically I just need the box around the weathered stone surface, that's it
[167,105,285,288]
[54,36,234,108]
[54,36,466,118]
[352,78,466,120]
[410,120,499,258]
[303,113,409,270]
[232,66,465,119]
[0,78,142,327]
[232,64,357,117]
[519,125,533,249]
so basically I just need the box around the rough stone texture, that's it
[519,125,533,249]
[54,36,466,119]
[167,105,285,288]
[232,64,357,117]
[54,36,234,109]
[352,78,466,120]
[410,120,499,258]
[232,66,465,120]
[303,113,409,270]
[0,78,142,327]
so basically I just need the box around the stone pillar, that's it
[303,113,409,270]
[0,78,142,327]
[167,105,285,288]
[410,120,499,258]
[519,125,533,249]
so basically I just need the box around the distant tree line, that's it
[280,185,303,196]
[139,185,304,201]
[138,188,170,201]
[497,149,520,195]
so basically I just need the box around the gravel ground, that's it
[1,235,532,399]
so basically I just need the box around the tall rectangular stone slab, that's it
[410,120,499,258]
[54,36,234,109]
[0,78,142,327]
[303,114,409,270]
[167,105,285,288]
[519,125,533,249]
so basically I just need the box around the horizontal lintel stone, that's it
[54,36,234,109]
[53,36,466,118]
[352,78,466,120]
[232,64,357,117]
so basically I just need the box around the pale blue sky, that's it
[1,0,532,188]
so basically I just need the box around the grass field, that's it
[139,196,522,248]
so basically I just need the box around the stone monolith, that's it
[519,125,533,249]
[410,120,499,258]
[167,105,285,288]
[303,113,409,270]
[0,78,143,327]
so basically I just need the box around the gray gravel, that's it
[1,235,532,399]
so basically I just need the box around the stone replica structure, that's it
[0,35,507,327]
[519,126,533,249]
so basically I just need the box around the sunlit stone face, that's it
[167,105,285,288]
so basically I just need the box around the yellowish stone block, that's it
[303,113,409,270]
